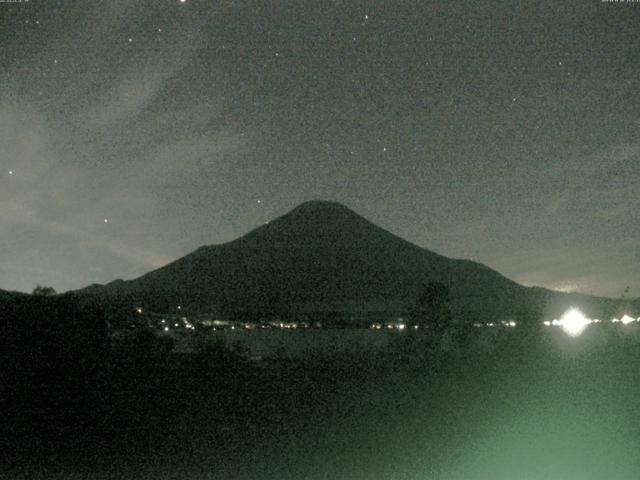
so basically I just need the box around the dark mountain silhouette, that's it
[77,201,633,324]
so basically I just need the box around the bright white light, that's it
[397,323,406,331]
[543,321,551,326]
[620,314,636,325]
[557,308,591,337]
[164,326,169,332]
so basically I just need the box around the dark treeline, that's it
[0,294,107,437]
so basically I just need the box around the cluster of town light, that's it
[159,317,195,332]
[369,322,418,330]
[472,321,517,328]
[543,308,640,337]
[136,304,639,339]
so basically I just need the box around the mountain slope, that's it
[78,201,631,323]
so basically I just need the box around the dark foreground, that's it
[3,325,640,480]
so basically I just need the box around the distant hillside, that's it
[77,201,633,324]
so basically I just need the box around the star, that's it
[8,170,14,176]
[103,218,109,223]
[128,38,133,43]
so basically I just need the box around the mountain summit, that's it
[78,201,626,323]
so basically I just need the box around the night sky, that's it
[1,0,638,297]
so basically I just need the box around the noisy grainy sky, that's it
[1,0,638,297]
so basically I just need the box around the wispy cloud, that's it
[0,20,241,292]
